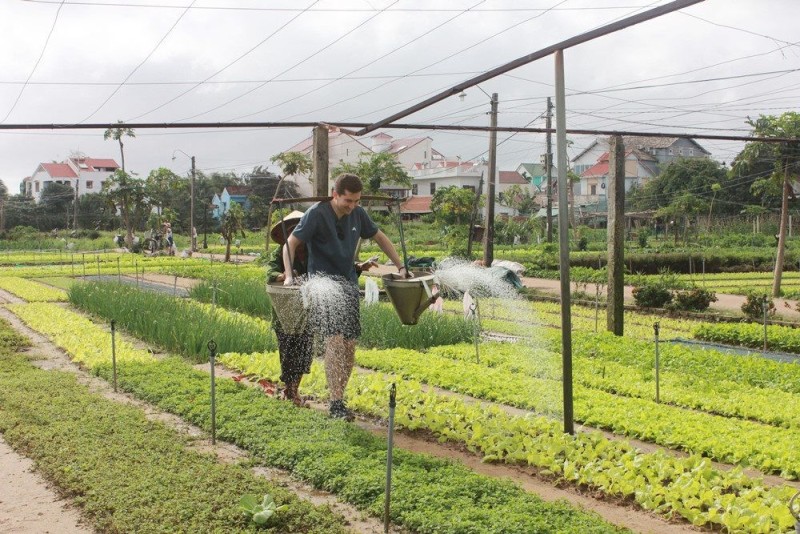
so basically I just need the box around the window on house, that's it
[590,184,597,195]
[35,182,40,192]
[429,183,436,194]
[668,148,674,155]
[86,181,93,189]
[689,148,694,156]
[462,185,475,192]
[424,150,427,159]
[412,184,418,195]
[346,149,349,156]
[678,148,684,156]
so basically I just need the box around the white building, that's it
[23,156,119,203]
[283,130,445,196]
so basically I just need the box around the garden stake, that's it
[82,253,86,279]
[763,298,768,351]
[111,320,118,393]
[384,383,397,534]
[71,254,74,277]
[654,322,660,403]
[208,339,218,445]
[174,275,178,296]
[96,255,101,277]
[117,257,121,283]
[135,258,139,287]
[473,297,481,364]
[594,284,600,333]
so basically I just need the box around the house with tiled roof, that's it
[283,131,445,196]
[24,155,119,203]
[571,136,711,204]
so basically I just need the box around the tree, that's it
[103,121,135,172]
[734,112,800,296]
[219,202,246,262]
[39,182,75,230]
[707,182,722,230]
[103,169,146,248]
[331,152,411,194]
[498,184,539,215]
[270,152,312,183]
[245,165,299,229]
[656,192,708,244]
[430,186,478,226]
[629,158,729,213]
[145,167,182,217]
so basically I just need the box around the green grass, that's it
[190,276,272,318]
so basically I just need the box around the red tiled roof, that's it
[582,161,609,177]
[499,171,526,184]
[84,158,119,170]
[225,185,252,196]
[400,195,432,214]
[41,163,77,178]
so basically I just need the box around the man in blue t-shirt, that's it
[283,173,408,420]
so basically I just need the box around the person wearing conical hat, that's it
[266,210,311,407]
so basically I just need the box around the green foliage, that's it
[270,151,312,178]
[360,302,475,350]
[239,494,287,526]
[331,151,411,193]
[0,349,346,533]
[430,185,478,225]
[670,287,717,311]
[190,277,272,318]
[632,281,673,308]
[68,281,276,361]
[695,321,800,355]
[629,158,730,213]
[741,291,775,319]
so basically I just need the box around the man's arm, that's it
[282,234,302,284]
[371,230,408,275]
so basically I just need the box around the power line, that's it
[127,0,322,122]
[172,0,399,123]
[1,0,65,123]
[78,0,196,123]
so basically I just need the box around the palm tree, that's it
[104,121,136,172]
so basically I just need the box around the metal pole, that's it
[71,254,75,277]
[212,281,217,313]
[174,275,178,296]
[96,255,100,277]
[191,156,197,252]
[383,383,396,534]
[117,257,121,283]
[595,283,600,333]
[208,340,217,445]
[82,253,86,279]
[555,49,574,434]
[545,97,554,243]
[654,322,660,403]
[111,320,118,393]
[482,93,498,267]
[474,297,481,364]
[763,298,768,351]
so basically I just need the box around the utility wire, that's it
[1,0,66,123]
[127,0,321,121]
[173,0,399,123]
[78,0,196,123]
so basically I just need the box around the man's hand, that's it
[398,266,414,279]
[356,260,378,273]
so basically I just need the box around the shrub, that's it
[741,291,775,319]
[670,287,717,311]
[637,228,651,249]
[577,236,588,251]
[632,282,673,308]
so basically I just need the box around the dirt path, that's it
[0,307,392,534]
[0,435,91,534]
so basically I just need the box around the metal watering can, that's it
[266,284,307,334]
[381,271,439,326]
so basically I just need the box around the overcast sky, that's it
[1,0,799,195]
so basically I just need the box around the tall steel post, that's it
[482,93,499,266]
[555,50,574,435]
[190,156,196,251]
[545,97,554,242]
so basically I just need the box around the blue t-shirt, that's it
[292,201,379,284]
